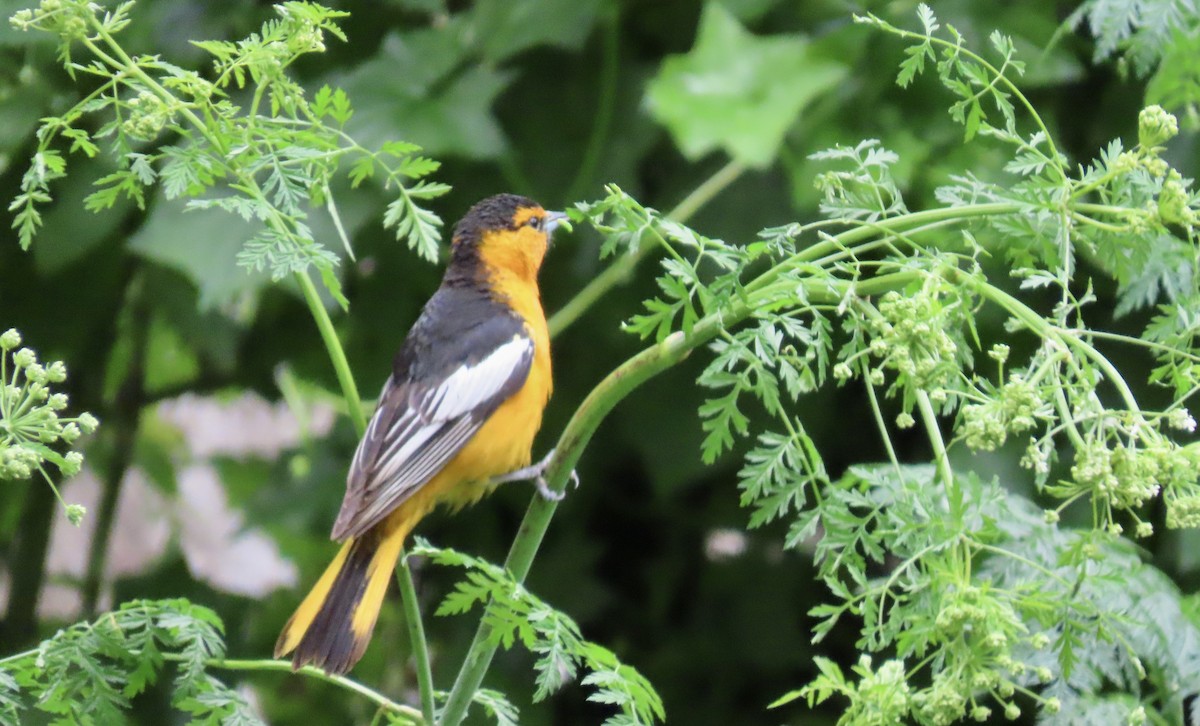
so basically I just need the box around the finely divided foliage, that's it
[574,5,1198,723]
[4,1,1200,724]
[0,600,257,725]
[8,0,448,310]
[411,541,665,726]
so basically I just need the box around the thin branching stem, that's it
[549,159,746,336]
[200,658,425,723]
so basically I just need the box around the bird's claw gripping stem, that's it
[491,448,579,502]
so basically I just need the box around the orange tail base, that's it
[274,516,412,675]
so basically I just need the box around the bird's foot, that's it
[491,448,579,502]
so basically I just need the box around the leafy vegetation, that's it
[2,0,1199,724]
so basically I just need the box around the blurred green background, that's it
[0,0,1196,723]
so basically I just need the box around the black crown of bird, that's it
[275,194,568,675]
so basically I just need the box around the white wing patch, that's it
[334,332,534,539]
[417,335,532,421]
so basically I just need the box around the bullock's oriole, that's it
[275,194,567,674]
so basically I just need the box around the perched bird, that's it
[275,194,568,674]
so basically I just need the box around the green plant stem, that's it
[863,367,902,475]
[438,326,704,725]
[397,557,436,726]
[747,202,1020,294]
[549,159,746,337]
[961,274,1142,414]
[916,390,954,495]
[439,268,920,725]
[295,271,366,431]
[178,655,426,724]
[87,9,436,720]
[295,269,437,721]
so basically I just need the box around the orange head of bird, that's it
[450,194,568,282]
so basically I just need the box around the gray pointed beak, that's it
[544,211,569,235]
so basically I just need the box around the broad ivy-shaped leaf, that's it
[645,3,847,168]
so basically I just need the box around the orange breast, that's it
[420,268,552,510]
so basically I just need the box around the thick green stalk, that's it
[746,202,1020,294]
[956,271,1142,414]
[438,326,714,725]
[916,390,956,509]
[438,267,922,725]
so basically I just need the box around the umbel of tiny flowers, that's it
[0,328,98,525]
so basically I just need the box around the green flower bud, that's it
[13,348,36,369]
[48,393,68,410]
[1136,522,1154,538]
[971,706,991,722]
[1036,666,1053,683]
[1157,172,1193,227]
[60,422,81,444]
[896,412,916,429]
[62,450,83,475]
[61,15,87,39]
[833,362,853,381]
[77,412,99,434]
[26,363,46,384]
[1167,408,1196,433]
[9,9,34,29]
[65,503,86,525]
[45,361,66,382]
[4,458,32,479]
[1139,105,1179,148]
[1128,706,1147,726]
[0,329,20,350]
[1144,157,1169,177]
[1005,703,1020,720]
[1113,151,1140,174]
[1045,697,1061,714]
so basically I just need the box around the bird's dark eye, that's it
[527,216,543,230]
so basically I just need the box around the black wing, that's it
[331,285,532,540]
